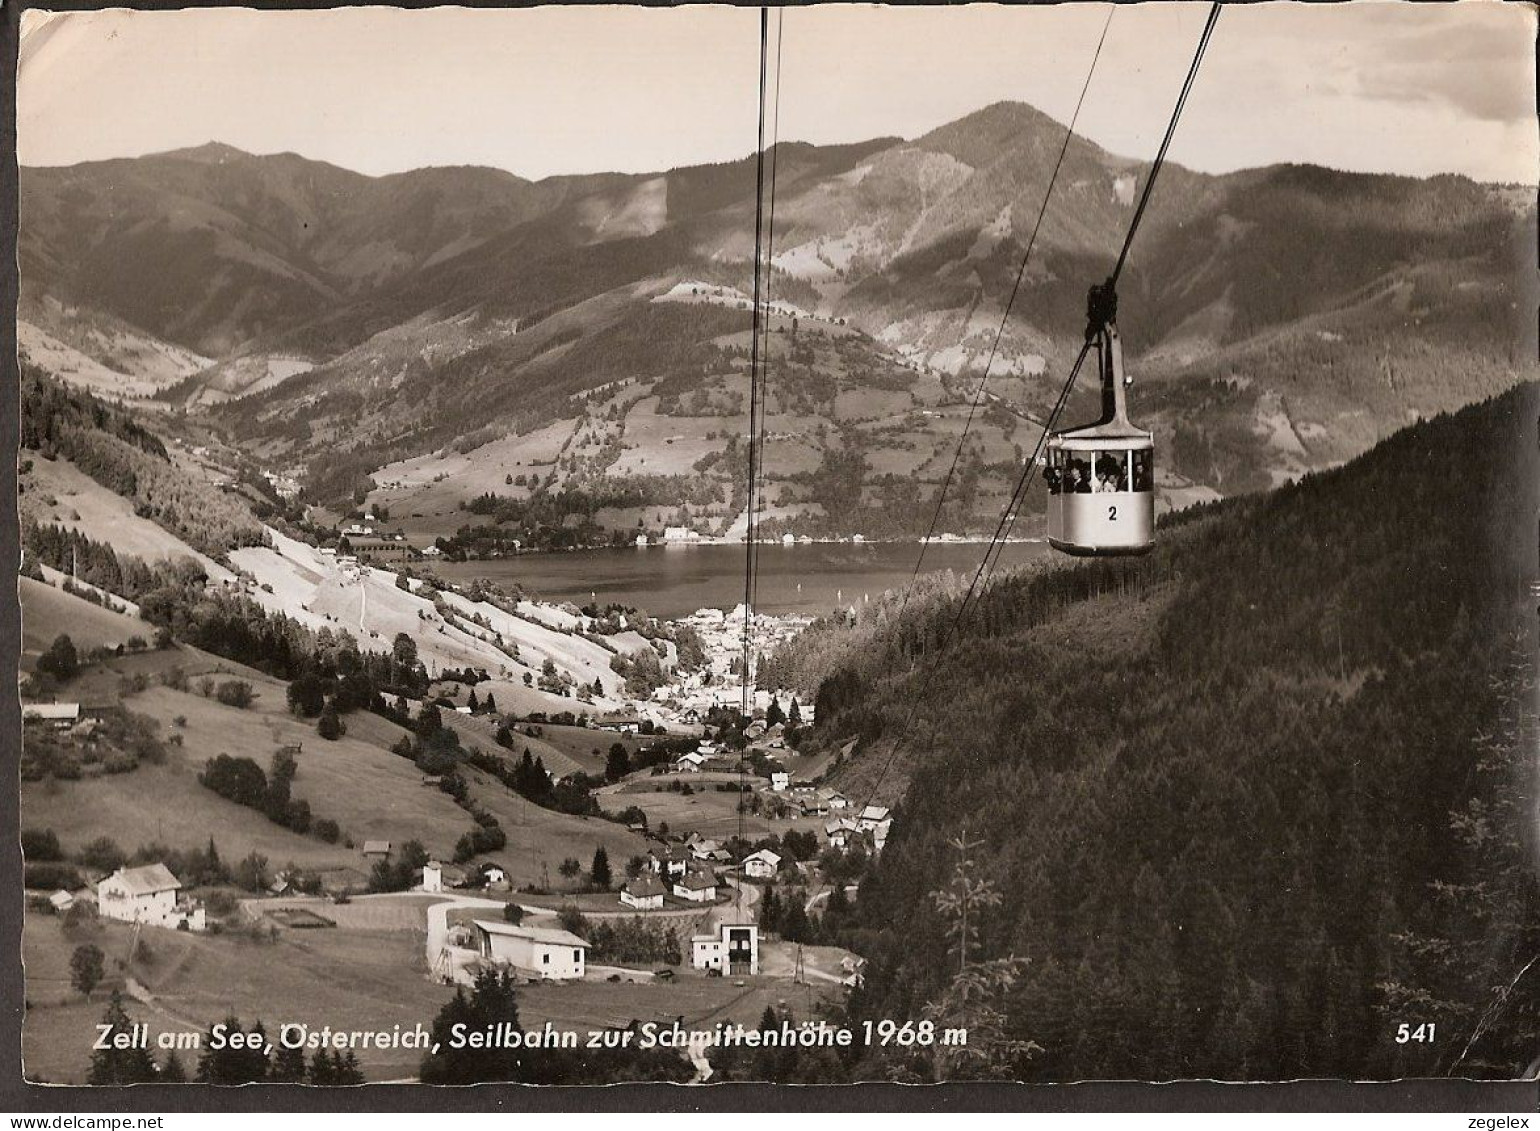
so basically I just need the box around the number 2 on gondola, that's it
[1108,506,1117,521]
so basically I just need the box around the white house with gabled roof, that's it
[472,921,587,980]
[741,849,781,880]
[673,870,717,903]
[620,874,667,910]
[97,864,204,931]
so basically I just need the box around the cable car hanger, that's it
[1043,281,1155,556]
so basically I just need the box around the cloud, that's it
[1355,14,1534,123]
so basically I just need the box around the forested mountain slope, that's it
[803,382,1538,1080]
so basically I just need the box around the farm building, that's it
[346,536,412,566]
[97,864,205,931]
[619,875,667,910]
[691,923,758,976]
[361,840,392,858]
[741,850,781,880]
[673,870,717,903]
[421,861,469,893]
[472,921,587,980]
[675,752,708,773]
[316,867,370,896]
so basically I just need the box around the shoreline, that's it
[431,535,1046,563]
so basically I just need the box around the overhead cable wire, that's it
[900,6,1116,603]
[740,7,771,716]
[848,1,1223,823]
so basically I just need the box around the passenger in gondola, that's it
[1044,464,1062,495]
[1095,454,1125,492]
[1071,462,1093,494]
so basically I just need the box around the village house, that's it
[691,922,759,976]
[825,817,860,849]
[472,921,587,980]
[823,789,850,811]
[619,874,667,910]
[792,789,828,817]
[688,837,724,862]
[647,844,690,879]
[741,849,781,880]
[22,703,80,730]
[673,870,718,903]
[675,751,708,773]
[97,864,205,931]
[857,805,891,832]
[770,771,790,792]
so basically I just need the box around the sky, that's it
[17,2,1538,185]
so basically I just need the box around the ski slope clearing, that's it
[22,455,236,581]
[230,528,638,703]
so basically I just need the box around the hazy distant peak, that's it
[914,99,1109,168]
[156,141,254,164]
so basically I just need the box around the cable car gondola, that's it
[1044,281,1154,556]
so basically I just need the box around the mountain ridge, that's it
[18,99,1536,534]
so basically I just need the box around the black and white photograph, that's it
[6,0,1539,1102]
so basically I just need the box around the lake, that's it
[433,540,1052,620]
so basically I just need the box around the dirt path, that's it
[123,976,204,1034]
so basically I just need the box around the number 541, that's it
[1395,1022,1436,1043]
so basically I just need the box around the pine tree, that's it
[195,1016,269,1083]
[270,1041,307,1083]
[591,846,612,889]
[330,1050,364,1084]
[760,884,781,933]
[419,970,528,1084]
[88,992,158,1084]
[308,1048,334,1085]
[159,1050,187,1083]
